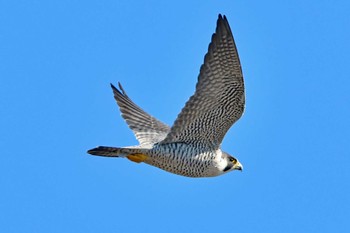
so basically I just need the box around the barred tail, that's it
[87,146,147,158]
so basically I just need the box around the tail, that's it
[87,146,145,157]
[87,146,150,163]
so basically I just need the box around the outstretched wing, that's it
[160,15,245,149]
[111,83,170,146]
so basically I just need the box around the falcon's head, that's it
[222,152,243,173]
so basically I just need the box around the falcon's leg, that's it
[126,153,148,163]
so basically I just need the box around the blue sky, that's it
[1,0,349,232]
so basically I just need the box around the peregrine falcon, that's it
[88,14,245,177]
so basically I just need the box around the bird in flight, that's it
[88,14,245,178]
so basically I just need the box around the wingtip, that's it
[110,82,127,95]
[215,13,232,37]
[217,14,227,22]
[118,82,127,95]
[110,83,117,90]
[118,82,124,91]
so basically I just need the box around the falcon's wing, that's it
[111,83,170,146]
[160,15,245,149]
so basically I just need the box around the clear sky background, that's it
[1,0,349,232]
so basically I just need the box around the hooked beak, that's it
[234,161,243,172]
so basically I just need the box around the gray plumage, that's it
[161,16,244,148]
[88,14,245,177]
[111,83,170,147]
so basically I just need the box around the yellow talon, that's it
[126,153,148,163]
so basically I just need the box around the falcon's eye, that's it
[229,157,236,163]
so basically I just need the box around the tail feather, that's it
[87,146,148,158]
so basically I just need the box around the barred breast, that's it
[145,143,223,177]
